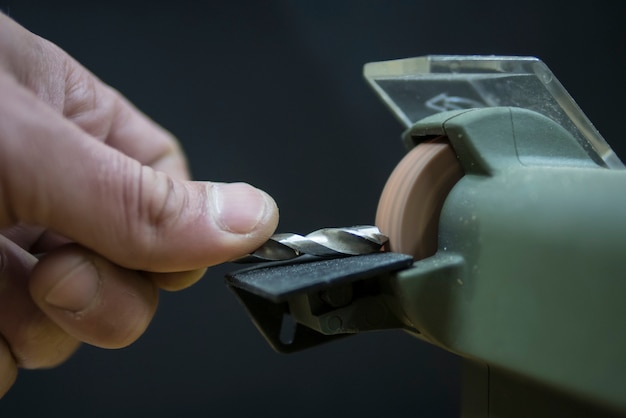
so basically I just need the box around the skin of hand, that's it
[0,13,279,397]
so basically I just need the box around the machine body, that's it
[392,107,626,416]
[226,56,626,417]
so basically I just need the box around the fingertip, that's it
[209,182,279,237]
[39,256,100,313]
[150,268,207,292]
[30,246,159,349]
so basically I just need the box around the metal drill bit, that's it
[234,225,388,263]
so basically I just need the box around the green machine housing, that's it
[226,56,626,417]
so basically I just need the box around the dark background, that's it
[0,1,623,417]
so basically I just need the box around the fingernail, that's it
[212,183,273,234]
[44,258,100,312]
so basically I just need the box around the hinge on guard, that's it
[225,252,414,353]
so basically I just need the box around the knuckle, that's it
[62,61,116,141]
[120,166,185,269]
[145,168,183,230]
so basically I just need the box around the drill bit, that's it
[233,225,388,263]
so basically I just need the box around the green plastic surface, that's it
[392,107,626,415]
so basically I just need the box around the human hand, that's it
[0,13,278,397]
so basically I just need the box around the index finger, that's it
[64,66,191,179]
[0,13,189,179]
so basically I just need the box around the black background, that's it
[0,1,623,417]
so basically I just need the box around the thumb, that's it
[0,73,278,272]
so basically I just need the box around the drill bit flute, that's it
[234,226,388,263]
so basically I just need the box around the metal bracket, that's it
[226,252,414,353]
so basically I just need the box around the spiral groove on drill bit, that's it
[234,225,388,263]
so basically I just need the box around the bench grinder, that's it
[227,56,626,418]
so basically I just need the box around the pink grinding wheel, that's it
[375,138,464,260]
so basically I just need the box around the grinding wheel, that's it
[376,138,464,260]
